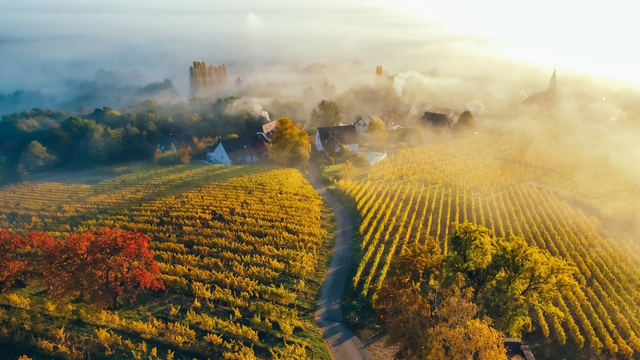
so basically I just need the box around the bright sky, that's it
[396,0,640,85]
[1,0,639,91]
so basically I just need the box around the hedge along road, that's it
[309,165,372,360]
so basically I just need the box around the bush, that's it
[154,151,181,165]
[154,147,192,165]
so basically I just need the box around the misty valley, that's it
[1,2,640,359]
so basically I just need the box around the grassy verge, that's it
[295,193,337,359]
[318,165,382,338]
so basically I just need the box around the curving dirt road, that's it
[310,165,372,360]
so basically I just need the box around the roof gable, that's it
[355,114,381,125]
[417,111,450,128]
[317,125,358,145]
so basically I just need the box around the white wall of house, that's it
[315,130,324,152]
[355,118,367,135]
[245,154,259,163]
[207,143,231,165]
[345,143,359,152]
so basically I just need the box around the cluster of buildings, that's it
[314,99,486,156]
[160,98,487,166]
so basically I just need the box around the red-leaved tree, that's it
[0,231,30,291]
[42,228,164,309]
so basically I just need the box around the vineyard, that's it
[338,132,640,359]
[0,164,332,359]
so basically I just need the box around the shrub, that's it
[154,151,181,165]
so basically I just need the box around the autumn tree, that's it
[482,235,578,336]
[428,285,508,360]
[0,231,32,291]
[42,228,164,309]
[446,222,578,336]
[269,117,310,169]
[311,100,344,127]
[375,241,507,359]
[366,118,387,148]
[41,231,94,299]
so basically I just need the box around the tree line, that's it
[0,97,302,183]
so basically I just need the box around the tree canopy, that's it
[374,222,578,358]
[268,117,310,169]
[41,228,164,309]
[310,100,344,127]
[366,118,387,146]
[0,228,163,309]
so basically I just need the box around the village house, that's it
[206,133,270,165]
[315,125,359,153]
[262,119,307,139]
[417,111,451,132]
[353,114,381,136]
[262,120,277,137]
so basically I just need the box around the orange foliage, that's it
[41,228,164,309]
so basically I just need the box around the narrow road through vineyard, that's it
[309,165,372,360]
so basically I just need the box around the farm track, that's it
[309,165,372,360]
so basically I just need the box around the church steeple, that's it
[548,65,557,93]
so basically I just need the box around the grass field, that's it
[0,164,333,360]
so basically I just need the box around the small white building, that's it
[315,125,359,153]
[206,134,269,165]
[353,114,381,136]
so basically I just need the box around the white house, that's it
[207,142,232,165]
[353,114,381,136]
[206,134,269,165]
[315,125,359,153]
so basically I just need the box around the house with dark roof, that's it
[417,111,451,130]
[315,125,359,153]
[156,133,197,153]
[354,114,381,135]
[206,133,270,165]
[504,338,536,360]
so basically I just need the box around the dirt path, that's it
[309,165,372,360]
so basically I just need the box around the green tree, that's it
[446,222,578,337]
[19,141,56,173]
[484,235,578,336]
[446,222,498,297]
[268,117,310,169]
[311,100,344,127]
